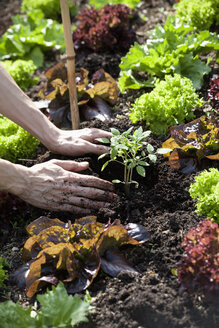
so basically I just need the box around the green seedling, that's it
[98,127,171,196]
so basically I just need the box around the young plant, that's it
[1,59,38,91]
[0,116,40,163]
[189,168,219,223]
[73,4,136,52]
[0,282,93,327]
[130,74,204,136]
[98,127,171,195]
[177,219,219,294]
[11,216,150,297]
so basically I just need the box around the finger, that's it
[37,201,93,214]
[79,142,111,155]
[51,160,89,172]
[79,128,112,142]
[54,185,117,202]
[69,174,114,191]
[59,195,111,210]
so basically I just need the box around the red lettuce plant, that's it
[73,4,136,52]
[177,219,219,294]
[207,75,219,111]
[11,216,149,297]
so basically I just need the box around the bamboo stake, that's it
[60,0,80,130]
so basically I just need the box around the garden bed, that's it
[0,1,219,328]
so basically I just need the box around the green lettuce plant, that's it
[175,0,219,31]
[0,116,40,162]
[189,168,219,223]
[1,59,38,91]
[130,74,204,136]
[21,0,78,19]
[89,0,141,9]
[118,15,219,92]
[0,10,65,67]
[0,282,93,327]
[98,127,171,195]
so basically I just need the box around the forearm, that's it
[0,159,27,196]
[0,63,60,149]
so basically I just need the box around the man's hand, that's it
[13,159,117,214]
[48,128,112,156]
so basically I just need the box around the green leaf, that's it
[138,161,149,166]
[148,154,157,163]
[98,153,108,160]
[37,282,92,327]
[122,127,133,137]
[89,0,141,10]
[128,162,136,169]
[111,148,118,159]
[101,161,109,171]
[156,148,172,154]
[25,46,44,67]
[112,179,122,184]
[0,301,35,328]
[111,128,120,136]
[136,166,146,177]
[96,137,110,144]
[147,144,154,154]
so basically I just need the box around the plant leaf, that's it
[26,216,66,236]
[101,249,139,277]
[147,144,154,153]
[37,282,92,326]
[125,223,150,243]
[148,154,157,163]
[136,165,146,177]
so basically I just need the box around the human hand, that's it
[47,128,112,156]
[14,159,116,213]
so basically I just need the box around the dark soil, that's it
[0,1,219,328]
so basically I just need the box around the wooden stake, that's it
[60,0,80,130]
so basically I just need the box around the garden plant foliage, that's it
[177,219,219,294]
[38,63,119,128]
[0,10,65,67]
[1,59,38,91]
[12,216,149,297]
[208,74,219,111]
[98,126,171,194]
[119,15,219,92]
[89,0,141,9]
[0,282,92,328]
[175,0,219,31]
[0,116,40,162]
[0,257,8,290]
[73,4,136,52]
[130,74,204,136]
[21,0,77,19]
[162,116,219,173]
[189,168,219,222]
